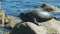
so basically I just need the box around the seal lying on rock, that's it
[19,10,53,25]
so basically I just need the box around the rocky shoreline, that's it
[0,3,60,34]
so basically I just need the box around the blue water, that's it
[1,0,60,17]
[1,0,60,33]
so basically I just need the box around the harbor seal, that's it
[19,10,53,25]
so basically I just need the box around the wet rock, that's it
[41,3,60,11]
[4,16,22,28]
[10,22,47,34]
[38,18,60,34]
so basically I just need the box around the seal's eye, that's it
[35,11,53,22]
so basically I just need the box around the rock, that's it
[4,16,22,28]
[41,3,60,11]
[4,32,10,34]
[0,9,5,26]
[10,22,47,34]
[26,22,47,34]
[38,18,60,34]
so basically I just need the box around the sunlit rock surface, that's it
[10,22,47,34]
[38,18,60,34]
[0,9,5,26]
[4,16,22,28]
[41,3,60,12]
[0,10,22,33]
[4,32,10,34]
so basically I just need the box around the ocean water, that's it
[1,0,60,34]
[1,0,60,17]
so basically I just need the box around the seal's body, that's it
[19,10,53,25]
